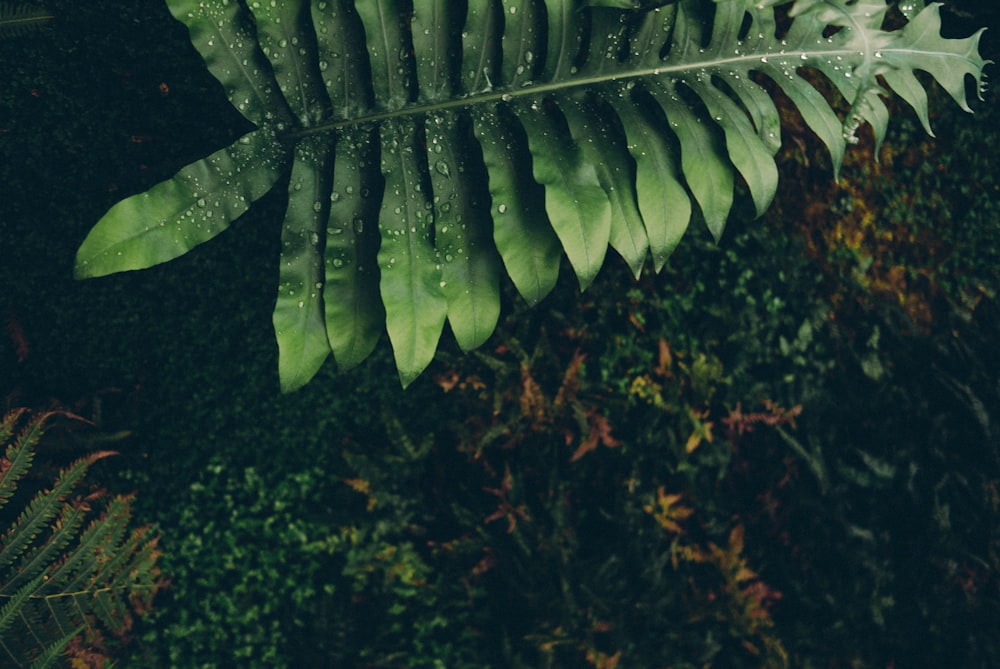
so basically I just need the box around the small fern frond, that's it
[0,572,46,639]
[0,504,89,596]
[40,495,130,596]
[0,409,162,666]
[0,450,115,573]
[0,407,29,445]
[0,410,56,511]
[1,412,81,503]
[26,626,82,669]
[0,2,53,39]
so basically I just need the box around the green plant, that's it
[72,0,988,390]
[141,438,479,667]
[0,3,52,39]
[0,408,162,668]
[102,203,1000,666]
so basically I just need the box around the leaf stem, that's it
[281,48,864,140]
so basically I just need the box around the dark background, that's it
[2,1,999,667]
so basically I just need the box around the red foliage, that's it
[722,401,802,441]
[5,308,30,363]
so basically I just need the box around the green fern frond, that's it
[0,2,53,38]
[0,408,162,667]
[0,409,40,510]
[26,626,82,669]
[0,572,46,639]
[90,528,162,630]
[0,450,115,573]
[74,0,991,391]
[0,504,89,595]
[0,407,29,445]
[39,496,130,596]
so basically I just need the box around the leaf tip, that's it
[397,369,420,389]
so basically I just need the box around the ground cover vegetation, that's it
[1,0,999,667]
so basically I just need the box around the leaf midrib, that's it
[284,44,952,140]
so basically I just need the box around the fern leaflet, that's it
[0,2,52,38]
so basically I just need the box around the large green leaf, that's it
[75,0,990,390]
